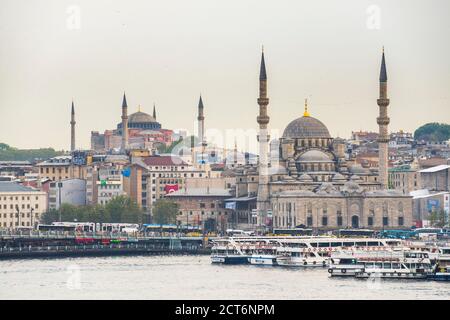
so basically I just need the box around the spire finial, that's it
[153,103,156,119]
[303,98,310,117]
[380,47,387,82]
[122,92,128,108]
[138,104,141,112]
[259,48,267,81]
[198,95,204,109]
[71,99,75,114]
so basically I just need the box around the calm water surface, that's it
[0,255,448,299]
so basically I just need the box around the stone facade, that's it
[272,183,412,230]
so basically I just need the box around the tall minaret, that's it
[256,48,270,230]
[121,92,129,152]
[377,48,390,189]
[197,95,205,144]
[153,103,157,120]
[70,100,76,151]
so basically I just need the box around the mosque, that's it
[235,49,413,231]
[89,95,173,152]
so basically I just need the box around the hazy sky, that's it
[1,0,449,153]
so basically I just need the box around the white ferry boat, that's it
[211,236,403,267]
[354,251,433,279]
[275,237,402,268]
[210,238,250,265]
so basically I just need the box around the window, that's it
[322,216,328,226]
[337,215,343,226]
[368,217,373,226]
[307,216,313,227]
[383,217,389,226]
[200,203,205,208]
[398,217,404,226]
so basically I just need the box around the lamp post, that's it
[30,208,34,230]
[15,205,20,231]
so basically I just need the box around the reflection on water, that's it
[0,255,448,300]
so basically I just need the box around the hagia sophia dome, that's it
[117,107,161,132]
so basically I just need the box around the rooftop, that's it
[142,155,188,167]
[0,182,38,193]
[166,188,232,197]
[419,164,450,173]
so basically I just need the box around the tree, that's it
[152,199,179,225]
[429,209,446,227]
[39,196,143,224]
[414,123,450,143]
[105,195,144,223]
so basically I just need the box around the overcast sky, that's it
[1,0,449,153]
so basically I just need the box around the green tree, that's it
[414,123,450,142]
[429,209,446,227]
[41,209,60,224]
[105,195,143,223]
[152,199,179,225]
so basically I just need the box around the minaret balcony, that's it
[377,98,390,106]
[377,117,390,125]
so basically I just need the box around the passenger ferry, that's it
[211,236,402,267]
[210,238,250,265]
[275,237,402,268]
[354,251,433,279]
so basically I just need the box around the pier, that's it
[0,231,212,259]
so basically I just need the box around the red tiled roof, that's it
[142,156,188,166]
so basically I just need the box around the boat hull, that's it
[249,255,278,266]
[211,255,249,265]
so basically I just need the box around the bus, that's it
[379,229,416,239]
[271,228,313,236]
[38,224,76,232]
[335,229,375,238]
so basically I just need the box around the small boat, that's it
[428,266,450,281]
[210,238,250,265]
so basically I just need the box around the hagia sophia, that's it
[90,96,173,152]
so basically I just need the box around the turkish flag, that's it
[164,184,179,194]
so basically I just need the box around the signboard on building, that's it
[72,151,87,166]
[164,184,179,194]
[225,202,236,210]
[427,199,440,213]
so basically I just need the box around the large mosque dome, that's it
[117,108,162,132]
[282,115,331,139]
[128,111,157,124]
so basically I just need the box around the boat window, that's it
[375,263,382,268]
[356,242,366,246]
[392,263,400,269]
[342,242,354,247]
[383,263,392,269]
[318,242,329,247]
[368,242,379,246]
[331,242,342,247]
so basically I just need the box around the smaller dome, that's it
[298,173,313,182]
[332,173,347,181]
[348,165,370,175]
[297,150,333,163]
[350,174,363,181]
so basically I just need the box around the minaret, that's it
[153,103,157,120]
[197,95,205,144]
[70,100,76,151]
[377,48,390,189]
[121,92,129,152]
[256,48,271,231]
